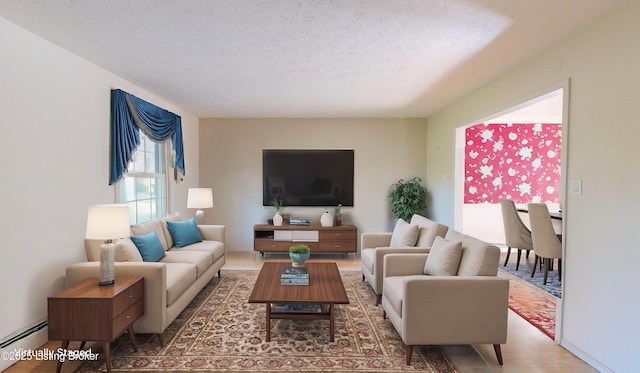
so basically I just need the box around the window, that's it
[117,133,167,224]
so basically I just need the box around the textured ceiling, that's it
[0,0,626,118]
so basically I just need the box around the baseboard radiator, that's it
[0,319,47,348]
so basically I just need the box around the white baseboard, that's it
[0,326,49,371]
[561,337,613,373]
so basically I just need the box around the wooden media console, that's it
[254,223,357,254]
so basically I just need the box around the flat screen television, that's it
[263,149,354,207]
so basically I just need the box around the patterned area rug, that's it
[498,269,556,339]
[500,258,562,298]
[78,270,456,372]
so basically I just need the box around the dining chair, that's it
[528,203,562,285]
[500,199,533,271]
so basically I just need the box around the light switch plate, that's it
[571,179,583,195]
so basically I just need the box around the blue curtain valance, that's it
[110,89,185,185]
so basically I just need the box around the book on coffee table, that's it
[281,277,309,285]
[281,265,309,285]
[272,304,326,313]
[281,266,309,278]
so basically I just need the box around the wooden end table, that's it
[47,277,144,373]
[248,262,349,342]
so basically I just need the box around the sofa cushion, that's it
[389,219,419,247]
[177,240,225,262]
[159,213,181,249]
[131,231,166,262]
[166,218,203,248]
[163,262,197,306]
[115,238,143,262]
[161,250,212,278]
[131,219,170,251]
[361,248,375,274]
[410,214,449,247]
[423,236,462,276]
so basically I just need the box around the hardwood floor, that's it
[4,250,594,372]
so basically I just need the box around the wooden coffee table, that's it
[248,261,349,342]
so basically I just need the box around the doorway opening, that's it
[454,82,569,341]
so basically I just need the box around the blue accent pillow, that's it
[131,231,166,262]
[166,218,203,248]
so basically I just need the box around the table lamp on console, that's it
[85,204,130,286]
[187,187,213,225]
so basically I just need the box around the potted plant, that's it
[334,203,342,226]
[289,244,310,268]
[389,176,427,221]
[271,198,284,226]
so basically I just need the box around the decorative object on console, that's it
[320,210,334,227]
[289,244,310,268]
[270,198,284,226]
[289,218,310,226]
[389,176,427,221]
[85,204,130,286]
[273,213,283,226]
[334,203,342,226]
[187,187,213,225]
[281,213,290,225]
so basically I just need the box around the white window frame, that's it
[115,132,169,224]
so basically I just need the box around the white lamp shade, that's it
[187,188,213,209]
[85,204,131,240]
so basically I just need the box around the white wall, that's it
[198,118,427,252]
[0,17,200,369]
[426,2,640,371]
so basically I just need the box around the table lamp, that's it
[85,204,130,286]
[187,188,213,225]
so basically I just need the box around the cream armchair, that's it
[381,230,509,365]
[360,215,448,304]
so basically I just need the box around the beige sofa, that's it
[65,215,225,346]
[360,214,448,304]
[381,229,509,365]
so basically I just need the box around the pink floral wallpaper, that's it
[464,123,562,204]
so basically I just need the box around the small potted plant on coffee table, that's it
[289,244,311,268]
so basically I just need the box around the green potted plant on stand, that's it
[389,176,427,221]
[289,244,311,268]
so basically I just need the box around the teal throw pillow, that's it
[131,231,165,262]
[166,218,203,248]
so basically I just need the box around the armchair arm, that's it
[199,225,225,243]
[369,247,430,292]
[402,276,509,345]
[361,232,392,250]
[65,261,168,334]
[383,253,429,277]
